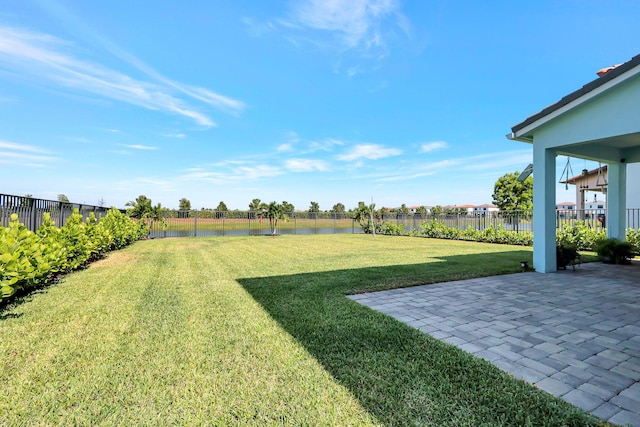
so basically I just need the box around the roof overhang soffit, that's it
[508,63,640,143]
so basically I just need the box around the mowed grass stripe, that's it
[1,237,376,426]
[1,235,602,426]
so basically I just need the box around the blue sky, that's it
[2,1,640,210]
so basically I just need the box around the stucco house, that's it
[509,54,640,272]
[556,202,576,211]
[473,204,499,215]
[561,165,608,213]
[561,164,640,220]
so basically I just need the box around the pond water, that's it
[149,226,361,238]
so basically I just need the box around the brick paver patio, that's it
[349,262,640,426]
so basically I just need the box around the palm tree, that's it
[126,195,153,219]
[249,198,261,211]
[281,201,294,214]
[126,195,166,232]
[264,201,283,236]
[248,198,261,219]
[353,201,378,235]
[309,201,320,212]
[331,202,345,213]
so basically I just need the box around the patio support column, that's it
[533,146,557,272]
[606,162,627,240]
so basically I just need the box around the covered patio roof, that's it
[510,54,640,164]
[508,54,640,272]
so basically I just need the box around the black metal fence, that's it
[2,193,639,237]
[0,194,112,231]
[148,211,359,238]
[145,208,639,238]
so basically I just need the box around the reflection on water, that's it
[148,221,532,239]
[149,227,359,238]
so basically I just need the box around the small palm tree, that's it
[264,201,283,236]
[353,201,378,235]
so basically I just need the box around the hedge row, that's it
[1,208,148,303]
[410,220,533,246]
[373,218,640,254]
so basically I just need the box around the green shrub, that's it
[1,214,45,300]
[556,243,579,270]
[60,210,91,270]
[627,228,640,256]
[556,222,605,251]
[594,238,636,264]
[36,212,67,275]
[419,219,460,239]
[379,222,406,236]
[416,221,533,246]
[1,208,146,303]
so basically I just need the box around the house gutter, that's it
[506,132,533,143]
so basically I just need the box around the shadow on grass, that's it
[238,250,600,427]
[0,288,50,320]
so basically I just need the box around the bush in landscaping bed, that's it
[555,221,605,251]
[594,238,637,264]
[627,228,640,256]
[1,208,147,302]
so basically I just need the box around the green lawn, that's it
[0,235,603,426]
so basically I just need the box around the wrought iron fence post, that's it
[193,210,197,237]
[30,199,37,231]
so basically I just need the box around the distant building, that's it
[473,204,499,214]
[556,202,576,219]
[585,200,606,210]
[556,202,576,210]
[560,166,607,215]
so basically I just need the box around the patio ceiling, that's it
[554,132,640,164]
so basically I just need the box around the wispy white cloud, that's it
[309,137,344,152]
[420,141,448,153]
[0,140,47,153]
[337,143,402,161]
[278,143,294,152]
[235,165,283,180]
[276,134,344,154]
[0,25,244,127]
[211,159,251,167]
[0,140,56,166]
[377,171,436,182]
[180,164,283,184]
[285,158,330,172]
[370,150,531,183]
[464,151,533,171]
[243,17,279,38]
[162,133,186,139]
[121,144,158,150]
[277,131,301,152]
[286,0,407,54]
